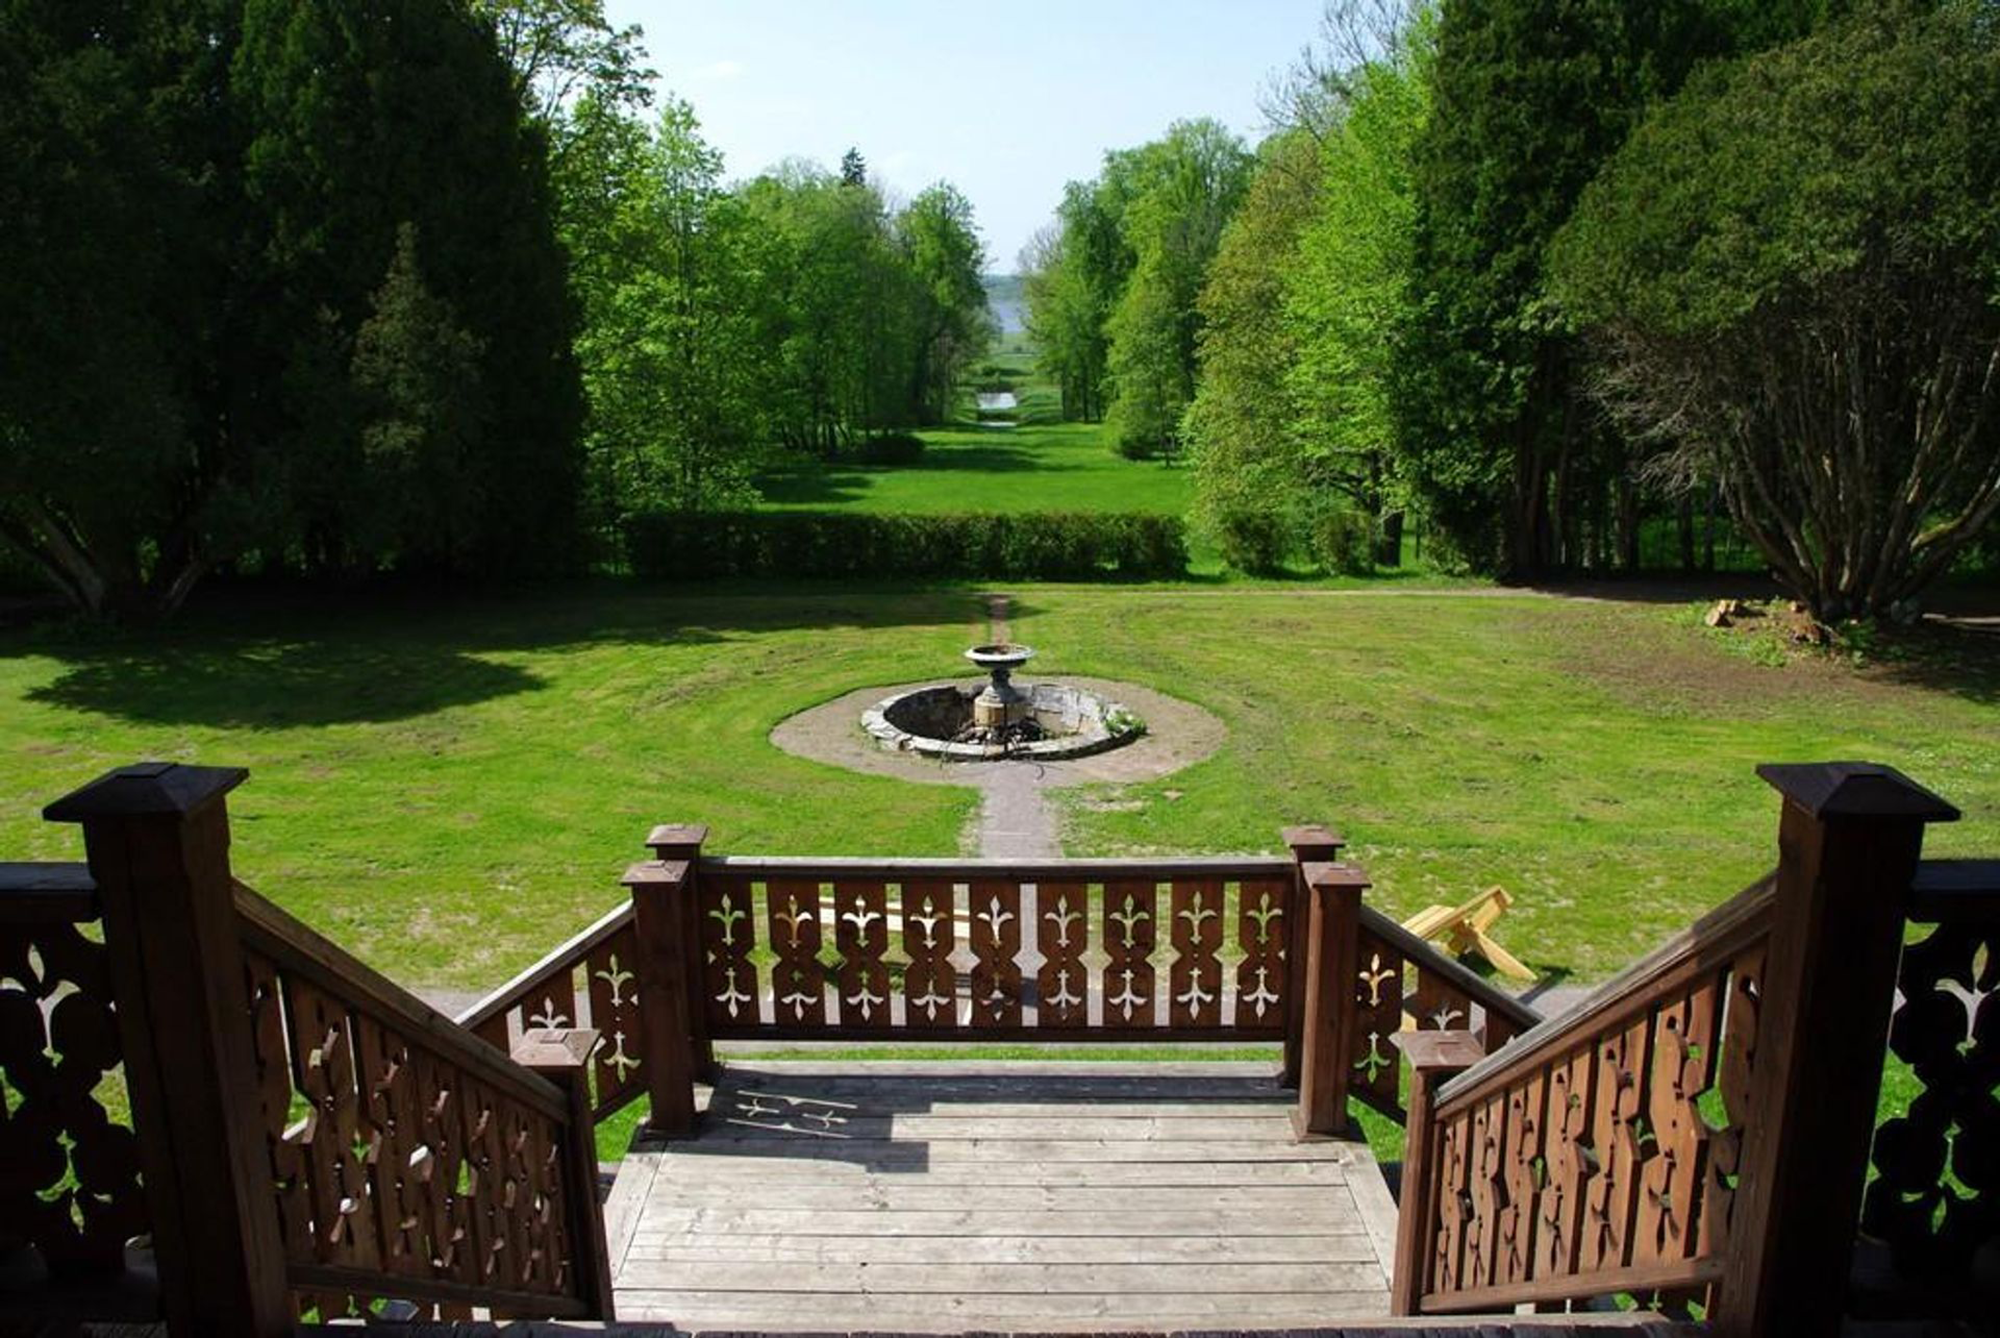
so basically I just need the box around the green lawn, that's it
[2,583,1993,999]
[754,345,1193,518]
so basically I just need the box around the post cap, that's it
[647,823,709,853]
[1281,824,1344,853]
[43,763,248,823]
[1757,762,1959,823]
[622,859,690,888]
[1391,1029,1487,1072]
[513,1027,601,1071]
[1301,860,1371,891]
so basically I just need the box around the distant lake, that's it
[983,275,1026,336]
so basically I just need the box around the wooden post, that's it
[1387,1030,1485,1315]
[1281,824,1344,1089]
[647,824,712,1080]
[1294,859,1369,1138]
[1715,762,1958,1338]
[624,857,700,1136]
[513,1028,617,1320]
[43,763,292,1338]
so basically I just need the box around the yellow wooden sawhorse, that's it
[1401,884,1535,982]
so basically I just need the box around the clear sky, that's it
[603,1,1326,273]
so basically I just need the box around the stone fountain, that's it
[861,643,1144,760]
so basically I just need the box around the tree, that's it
[1552,2,2000,621]
[1103,120,1253,458]
[899,184,994,424]
[1020,180,1127,421]
[1395,0,1717,575]
[473,0,654,127]
[840,147,868,188]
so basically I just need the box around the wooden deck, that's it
[603,1061,1400,1332]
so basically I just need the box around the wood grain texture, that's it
[609,1064,1394,1330]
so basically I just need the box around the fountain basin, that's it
[862,681,1143,760]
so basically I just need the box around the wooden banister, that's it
[1431,874,1777,1110]
[1357,904,1543,1037]
[697,853,1296,879]
[1388,760,1961,1332]
[40,763,617,1334]
[233,880,569,1123]
[454,898,635,1038]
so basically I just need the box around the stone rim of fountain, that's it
[861,643,1145,761]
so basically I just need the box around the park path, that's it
[972,592,1060,859]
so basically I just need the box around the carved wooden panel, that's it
[585,923,644,1115]
[1036,881,1089,1028]
[968,880,1023,1028]
[0,915,149,1275]
[901,880,958,1027]
[1352,934,1405,1114]
[241,945,586,1317]
[767,879,826,1027]
[1417,940,1768,1310]
[699,875,759,1028]
[1234,877,1288,1028]
[1863,919,1999,1291]
[1168,879,1223,1027]
[1102,880,1158,1027]
[832,880,891,1028]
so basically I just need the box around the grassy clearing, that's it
[754,343,1193,520]
[3,583,1992,1001]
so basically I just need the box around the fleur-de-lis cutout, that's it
[1353,1031,1392,1082]
[1109,892,1151,948]
[841,896,883,942]
[739,1096,780,1119]
[845,984,886,1020]
[1427,1001,1466,1030]
[908,907,944,947]
[1109,967,1148,1020]
[601,1030,640,1080]
[1046,967,1082,1011]
[778,902,815,947]
[911,986,951,1020]
[708,895,746,946]
[1247,891,1282,945]
[1359,952,1396,1007]
[1045,894,1081,949]
[594,954,636,1008]
[1178,889,1217,933]
[715,964,751,1017]
[528,994,570,1029]
[977,894,1015,935]
[1176,969,1215,1012]
[1243,964,1280,1018]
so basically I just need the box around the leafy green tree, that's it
[0,0,242,615]
[899,184,995,424]
[840,147,868,188]
[1020,179,1127,421]
[1552,2,2000,620]
[1103,119,1253,458]
[1395,0,1717,575]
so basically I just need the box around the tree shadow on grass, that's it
[8,580,1000,728]
[1857,618,2000,707]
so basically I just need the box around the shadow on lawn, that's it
[8,581,1013,727]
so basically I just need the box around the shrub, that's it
[846,433,926,466]
[1211,505,1290,575]
[623,511,1189,581]
[1305,505,1374,577]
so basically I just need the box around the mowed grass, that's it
[1,584,1994,1000]
[754,346,1193,518]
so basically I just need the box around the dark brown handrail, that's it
[698,853,1297,879]
[455,897,634,1037]
[1358,903,1544,1037]
[1433,873,1776,1110]
[234,880,569,1121]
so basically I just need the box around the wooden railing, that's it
[30,763,617,1336]
[0,862,150,1293]
[1859,857,2000,1319]
[1388,761,1969,1337]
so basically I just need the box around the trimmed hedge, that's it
[625,510,1188,581]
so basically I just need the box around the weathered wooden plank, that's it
[615,1258,1389,1293]
[695,1114,1301,1141]
[618,1232,1375,1265]
[711,1058,1281,1078]
[625,1206,1361,1237]
[613,1288,1392,1326]
[641,1156,1355,1186]
[645,1135,1360,1163]
[631,1182,1357,1212]
[715,1098,1293,1119]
